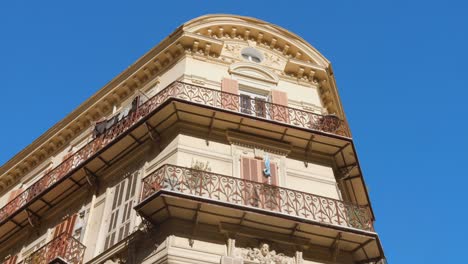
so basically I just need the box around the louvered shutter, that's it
[7,188,24,203]
[258,159,280,212]
[60,152,74,175]
[49,214,77,263]
[241,157,251,181]
[104,170,139,250]
[240,157,263,182]
[3,255,17,264]
[6,188,24,217]
[271,90,289,123]
[270,162,278,186]
[53,214,78,238]
[240,157,263,207]
[221,78,239,111]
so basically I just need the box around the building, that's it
[0,15,386,264]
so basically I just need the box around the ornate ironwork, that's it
[23,233,85,264]
[140,164,373,231]
[0,81,350,227]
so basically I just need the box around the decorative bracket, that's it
[26,209,40,228]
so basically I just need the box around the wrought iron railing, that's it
[23,233,85,264]
[140,164,373,231]
[0,81,350,228]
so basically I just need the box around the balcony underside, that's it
[0,94,370,244]
[136,191,383,263]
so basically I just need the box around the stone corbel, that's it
[257,33,263,44]
[204,44,211,56]
[270,38,277,49]
[244,30,250,40]
[218,27,224,38]
[283,44,290,55]
[192,40,199,53]
[231,27,237,39]
[152,59,162,72]
[26,209,40,228]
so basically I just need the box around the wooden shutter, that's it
[60,152,74,174]
[241,157,251,181]
[7,188,24,203]
[104,170,139,250]
[3,255,17,264]
[271,90,289,123]
[53,214,78,238]
[6,188,24,216]
[221,78,239,111]
[270,162,278,186]
[240,157,263,182]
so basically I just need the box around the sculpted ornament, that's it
[224,44,243,57]
[263,52,282,67]
[237,243,296,264]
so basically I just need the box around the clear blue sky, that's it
[1,1,467,263]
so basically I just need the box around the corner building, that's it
[0,15,386,264]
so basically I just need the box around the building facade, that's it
[0,15,385,264]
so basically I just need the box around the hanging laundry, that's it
[106,115,118,130]
[93,120,107,137]
[263,153,271,177]
[130,96,140,112]
[119,105,131,121]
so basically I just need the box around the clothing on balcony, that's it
[93,96,140,137]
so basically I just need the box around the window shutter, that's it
[7,188,24,203]
[241,157,263,183]
[4,255,17,264]
[6,189,23,218]
[61,152,74,173]
[104,170,139,250]
[221,78,239,94]
[53,214,78,238]
[249,158,261,183]
[270,162,278,186]
[241,157,251,181]
[271,90,289,123]
[221,78,239,111]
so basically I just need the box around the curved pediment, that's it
[183,14,330,68]
[229,62,279,84]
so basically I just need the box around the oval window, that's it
[241,47,263,63]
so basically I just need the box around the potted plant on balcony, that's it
[189,160,212,196]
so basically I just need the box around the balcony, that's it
[0,81,362,244]
[23,233,85,264]
[139,164,372,231]
[135,164,383,262]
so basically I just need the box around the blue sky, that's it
[1,1,467,263]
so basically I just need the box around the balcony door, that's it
[240,157,279,211]
[239,92,268,118]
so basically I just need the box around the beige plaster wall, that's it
[144,134,339,201]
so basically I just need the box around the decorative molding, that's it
[234,242,302,264]
[226,130,291,156]
[229,62,279,84]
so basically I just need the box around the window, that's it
[241,47,263,63]
[239,91,268,118]
[104,169,139,250]
[240,156,280,211]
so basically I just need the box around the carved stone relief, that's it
[234,242,302,264]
